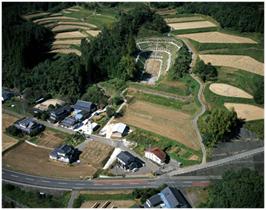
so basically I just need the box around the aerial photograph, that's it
[1,1,264,208]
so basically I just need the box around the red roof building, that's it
[145,147,166,165]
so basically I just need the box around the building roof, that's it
[146,147,166,161]
[112,123,127,134]
[2,90,14,101]
[145,194,163,208]
[160,187,190,208]
[16,118,38,129]
[50,105,72,116]
[117,151,135,165]
[61,116,78,127]
[72,100,96,112]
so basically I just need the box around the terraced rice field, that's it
[120,100,200,150]
[165,16,204,23]
[199,54,264,76]
[224,103,264,121]
[57,21,97,28]
[22,12,50,20]
[178,32,257,44]
[209,83,253,99]
[168,21,217,30]
[52,25,91,32]
[55,31,87,39]
[50,48,81,56]
[33,16,77,24]
[86,30,101,37]
[53,39,81,46]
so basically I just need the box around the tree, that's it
[201,168,263,208]
[81,85,108,108]
[253,76,264,104]
[106,106,116,118]
[199,108,238,147]
[115,55,139,81]
[194,60,218,82]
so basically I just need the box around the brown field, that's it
[53,39,81,46]
[209,83,253,99]
[55,31,87,39]
[168,21,217,30]
[165,16,204,23]
[145,59,161,76]
[178,32,257,44]
[52,25,91,32]
[34,99,65,111]
[50,48,81,56]
[120,101,200,150]
[3,143,98,178]
[2,134,19,152]
[86,30,101,37]
[33,16,77,24]
[224,103,264,121]
[22,12,50,20]
[35,129,66,149]
[2,113,19,129]
[81,200,135,208]
[80,141,114,168]
[199,54,264,76]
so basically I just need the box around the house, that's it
[14,118,45,135]
[48,105,73,123]
[60,110,90,129]
[145,147,166,165]
[2,90,14,102]
[111,123,129,138]
[72,100,97,113]
[49,144,78,163]
[116,151,145,172]
[144,187,191,208]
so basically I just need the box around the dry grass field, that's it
[2,113,19,129]
[22,12,50,20]
[86,30,101,37]
[55,31,87,39]
[81,200,135,208]
[145,59,161,77]
[2,134,19,152]
[224,103,264,121]
[52,25,91,32]
[57,21,97,28]
[35,130,66,149]
[50,48,81,56]
[3,143,98,178]
[120,101,200,150]
[168,21,217,30]
[53,39,81,45]
[80,141,114,168]
[33,16,77,24]
[209,83,253,99]
[34,99,65,111]
[199,54,264,76]
[178,32,257,44]
[165,16,204,23]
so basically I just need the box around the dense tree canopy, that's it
[194,60,218,82]
[253,76,264,104]
[168,45,192,80]
[201,168,264,208]
[199,108,238,147]
[177,3,264,33]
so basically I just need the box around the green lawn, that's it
[3,184,70,208]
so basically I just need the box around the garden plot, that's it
[165,16,204,23]
[3,143,98,178]
[55,31,87,39]
[168,21,217,30]
[80,141,114,168]
[178,32,257,44]
[224,103,264,121]
[120,100,200,150]
[209,83,253,99]
[50,48,81,56]
[199,54,264,76]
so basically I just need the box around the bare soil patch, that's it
[55,31,86,39]
[2,134,19,152]
[209,83,253,99]
[80,141,114,168]
[178,32,257,44]
[165,16,204,23]
[199,54,264,76]
[168,21,216,30]
[34,99,65,111]
[224,103,264,121]
[35,130,66,149]
[80,200,135,208]
[120,101,200,150]
[3,143,98,179]
[145,59,161,77]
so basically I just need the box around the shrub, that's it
[106,106,116,118]
[6,125,23,137]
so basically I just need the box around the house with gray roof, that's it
[72,100,97,113]
[116,151,145,172]
[49,144,78,163]
[14,118,45,135]
[48,105,73,123]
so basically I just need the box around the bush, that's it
[6,125,23,137]
[64,132,86,147]
[106,106,116,118]
[112,95,124,106]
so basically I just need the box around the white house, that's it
[145,147,166,165]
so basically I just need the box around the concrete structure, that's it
[145,147,166,165]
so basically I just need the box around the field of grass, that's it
[127,128,202,167]
[3,184,70,208]
[173,27,218,35]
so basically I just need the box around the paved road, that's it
[167,147,264,176]
[2,168,220,191]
